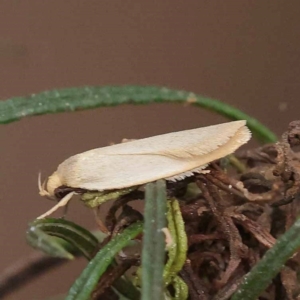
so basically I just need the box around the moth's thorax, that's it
[46,171,63,197]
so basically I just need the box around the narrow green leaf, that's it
[27,219,138,298]
[141,180,167,300]
[163,199,188,300]
[171,199,188,275]
[232,216,300,300]
[141,183,155,298]
[152,181,168,298]
[27,223,73,260]
[27,218,99,259]
[0,86,276,143]
[173,276,188,300]
[163,201,177,285]
[66,221,143,300]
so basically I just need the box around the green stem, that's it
[0,85,276,143]
[141,183,155,299]
[141,180,167,300]
[152,181,168,299]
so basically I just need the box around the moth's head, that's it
[38,171,63,199]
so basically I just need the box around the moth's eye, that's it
[54,186,87,200]
[54,186,74,200]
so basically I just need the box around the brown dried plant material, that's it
[237,144,278,165]
[176,121,300,299]
[229,212,276,249]
[281,266,300,300]
[196,177,248,286]
[272,121,300,209]
[105,190,144,231]
[179,259,208,300]
[111,205,143,237]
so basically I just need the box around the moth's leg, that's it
[37,192,76,219]
[92,207,109,234]
[62,202,70,219]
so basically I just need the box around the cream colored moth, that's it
[38,120,251,219]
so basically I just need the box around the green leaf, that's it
[66,221,143,300]
[170,199,188,275]
[231,216,300,300]
[141,180,167,300]
[27,219,139,299]
[163,199,188,300]
[26,218,100,259]
[0,85,276,143]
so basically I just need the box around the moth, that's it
[38,120,251,219]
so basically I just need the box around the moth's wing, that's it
[58,153,205,191]
[57,121,251,191]
[84,120,251,159]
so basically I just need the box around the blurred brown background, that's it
[0,1,299,299]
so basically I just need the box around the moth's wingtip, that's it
[241,124,252,144]
[231,120,252,145]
